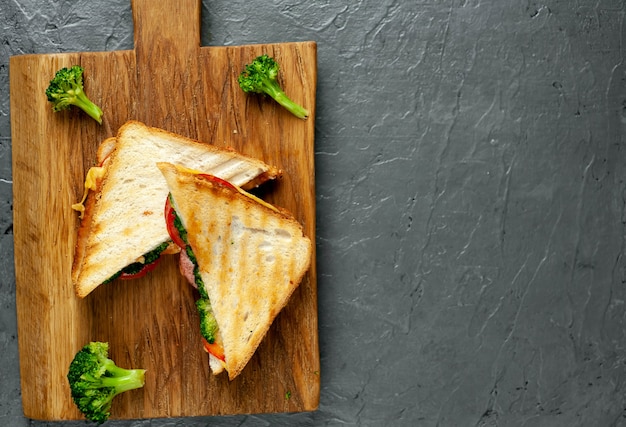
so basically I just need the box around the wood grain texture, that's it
[10,0,318,421]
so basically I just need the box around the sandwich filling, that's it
[103,241,170,284]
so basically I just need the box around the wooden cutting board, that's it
[9,0,318,421]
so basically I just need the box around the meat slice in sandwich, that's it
[157,161,312,380]
[71,120,281,298]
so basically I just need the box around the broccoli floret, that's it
[238,54,309,119]
[196,297,219,344]
[45,65,103,124]
[67,342,145,424]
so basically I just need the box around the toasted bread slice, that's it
[72,121,281,298]
[158,162,312,380]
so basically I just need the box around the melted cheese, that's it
[71,165,106,218]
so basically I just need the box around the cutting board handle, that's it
[130,0,202,132]
[132,0,201,56]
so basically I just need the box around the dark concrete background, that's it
[2,1,626,426]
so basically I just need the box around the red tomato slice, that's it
[119,257,162,280]
[202,337,225,361]
[164,196,187,249]
[197,173,237,190]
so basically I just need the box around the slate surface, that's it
[1,1,626,426]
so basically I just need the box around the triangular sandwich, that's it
[157,161,312,380]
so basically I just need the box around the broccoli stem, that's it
[72,90,104,124]
[98,371,146,393]
[98,359,145,391]
[262,79,309,119]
